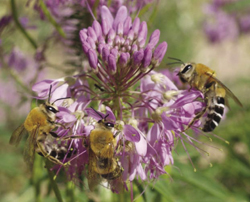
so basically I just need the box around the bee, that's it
[175,59,243,132]
[9,85,70,169]
[70,108,122,191]
[86,108,124,191]
[62,108,124,191]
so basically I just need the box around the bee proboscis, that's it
[9,85,71,169]
[174,58,243,132]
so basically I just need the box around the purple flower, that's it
[0,15,12,32]
[26,0,155,69]
[239,14,250,33]
[202,1,250,43]
[80,5,167,91]
[203,4,239,43]
[27,3,218,197]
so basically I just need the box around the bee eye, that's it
[105,122,114,128]
[181,64,192,74]
[46,106,58,113]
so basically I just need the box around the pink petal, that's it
[124,125,140,142]
[135,132,147,156]
[86,107,105,121]
[137,163,146,180]
[105,106,116,122]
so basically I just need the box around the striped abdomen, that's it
[36,132,76,160]
[202,96,225,132]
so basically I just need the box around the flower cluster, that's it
[203,0,250,43]
[26,0,156,67]
[32,5,205,193]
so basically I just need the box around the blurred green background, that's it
[1,0,250,201]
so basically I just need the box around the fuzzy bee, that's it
[172,58,243,132]
[9,85,71,169]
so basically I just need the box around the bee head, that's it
[40,102,59,121]
[90,107,115,130]
[44,102,59,114]
[40,85,70,121]
[97,114,115,130]
[178,63,195,83]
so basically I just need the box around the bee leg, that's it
[182,107,207,132]
[54,122,70,130]
[60,135,88,148]
[46,155,71,166]
[188,85,192,92]
[60,135,85,140]
[36,140,69,167]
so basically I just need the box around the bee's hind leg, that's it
[182,106,207,132]
[36,140,69,167]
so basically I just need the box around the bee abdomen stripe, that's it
[216,97,225,104]
[207,112,222,123]
[50,150,57,158]
[215,103,224,108]
[214,105,224,115]
[212,120,218,127]
[202,119,217,132]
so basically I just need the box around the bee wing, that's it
[9,124,26,146]
[88,171,102,191]
[88,149,102,191]
[205,72,243,107]
[108,177,125,194]
[23,126,39,171]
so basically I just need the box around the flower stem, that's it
[9,69,35,94]
[45,160,64,202]
[38,0,66,38]
[10,0,38,49]
[32,155,44,202]
[0,52,34,95]
[66,181,75,202]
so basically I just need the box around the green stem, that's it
[9,69,35,94]
[39,0,66,38]
[32,155,44,202]
[0,53,34,95]
[10,0,38,49]
[66,181,75,202]
[45,160,64,202]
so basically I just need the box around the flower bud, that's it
[92,20,102,37]
[88,49,98,70]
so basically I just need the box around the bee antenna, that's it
[52,97,71,105]
[167,61,183,66]
[168,57,185,65]
[48,85,52,103]
[90,107,104,119]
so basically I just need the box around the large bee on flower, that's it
[9,85,71,169]
[66,108,124,191]
[87,108,123,191]
[170,58,243,132]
